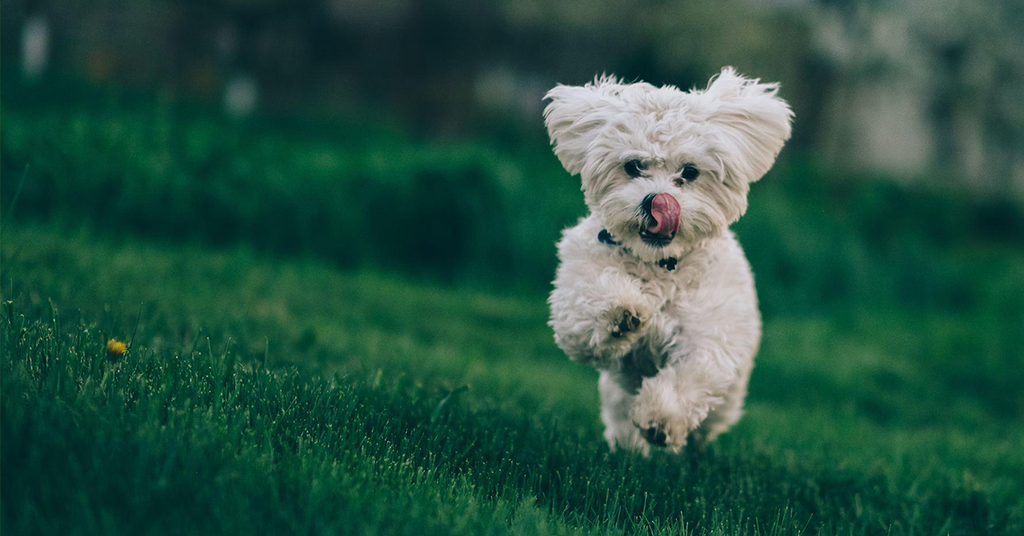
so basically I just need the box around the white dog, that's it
[545,68,792,454]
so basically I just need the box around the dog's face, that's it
[544,68,793,262]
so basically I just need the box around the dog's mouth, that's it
[637,193,680,247]
[639,228,674,247]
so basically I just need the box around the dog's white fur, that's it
[545,68,792,454]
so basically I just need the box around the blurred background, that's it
[2,0,1024,300]
[5,0,1024,187]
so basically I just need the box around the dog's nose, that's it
[642,194,656,215]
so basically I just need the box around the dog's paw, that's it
[630,378,709,453]
[632,416,688,453]
[607,305,647,341]
[639,424,668,447]
[610,308,641,339]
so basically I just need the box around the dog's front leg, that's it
[629,348,738,452]
[549,268,652,369]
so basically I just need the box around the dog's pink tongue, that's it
[648,193,680,237]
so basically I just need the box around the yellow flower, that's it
[106,338,128,360]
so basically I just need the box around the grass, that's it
[3,78,1024,535]
[3,223,1023,536]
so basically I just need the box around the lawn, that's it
[2,85,1023,535]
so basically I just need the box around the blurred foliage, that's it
[0,78,582,288]
[2,0,1023,192]
[3,79,1023,320]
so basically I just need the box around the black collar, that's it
[597,229,620,246]
[598,229,677,271]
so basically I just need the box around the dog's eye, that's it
[680,165,700,182]
[624,160,646,178]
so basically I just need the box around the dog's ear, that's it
[543,76,622,176]
[701,67,793,183]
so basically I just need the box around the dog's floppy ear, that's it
[701,67,793,183]
[543,76,622,176]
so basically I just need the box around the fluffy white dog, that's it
[545,68,792,454]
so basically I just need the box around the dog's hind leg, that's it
[599,371,650,456]
[692,372,750,446]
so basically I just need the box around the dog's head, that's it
[544,67,793,262]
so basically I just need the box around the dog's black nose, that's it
[641,193,656,216]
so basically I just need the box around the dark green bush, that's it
[3,85,1022,317]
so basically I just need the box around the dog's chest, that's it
[628,259,700,312]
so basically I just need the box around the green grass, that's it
[3,80,1024,535]
[3,223,1023,535]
